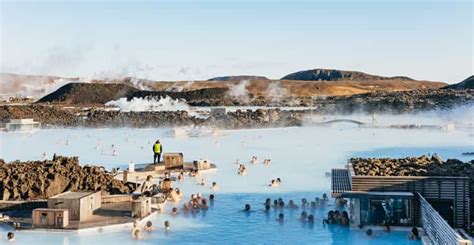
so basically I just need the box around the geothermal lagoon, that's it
[0,112,472,244]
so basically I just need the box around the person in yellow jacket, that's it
[153,140,163,164]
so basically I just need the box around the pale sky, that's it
[0,0,472,83]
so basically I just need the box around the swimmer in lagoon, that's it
[243,204,251,212]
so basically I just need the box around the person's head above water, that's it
[278,213,284,221]
[164,220,170,229]
[7,232,14,241]
[366,229,373,236]
[308,214,315,223]
[209,194,215,201]
[265,204,271,211]
[146,221,152,228]
[301,211,308,219]
[244,204,251,211]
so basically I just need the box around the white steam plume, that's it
[228,80,250,103]
[105,96,190,112]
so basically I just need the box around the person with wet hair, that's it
[172,207,179,215]
[264,204,271,212]
[322,193,329,203]
[300,211,308,221]
[315,197,321,207]
[243,204,251,212]
[308,214,315,224]
[366,229,373,237]
[264,198,271,206]
[277,213,284,222]
[209,194,215,202]
[201,199,209,210]
[287,200,299,209]
[7,232,14,241]
[211,182,219,191]
[310,201,317,209]
[323,211,334,224]
[164,220,170,230]
[340,211,350,226]
[273,199,279,208]
[301,198,308,208]
[333,210,341,223]
[269,179,278,187]
[278,198,285,208]
[144,221,155,231]
[408,227,419,240]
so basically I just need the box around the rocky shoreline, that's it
[350,155,473,177]
[0,105,306,129]
[1,88,473,129]
[0,156,135,201]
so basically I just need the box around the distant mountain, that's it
[281,68,414,81]
[443,75,474,90]
[208,75,269,81]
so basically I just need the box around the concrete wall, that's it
[78,192,102,221]
[48,198,80,220]
[32,209,69,228]
[48,192,101,221]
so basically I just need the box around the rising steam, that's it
[227,80,251,103]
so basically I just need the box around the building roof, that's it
[49,191,98,200]
[339,191,414,199]
[331,169,352,194]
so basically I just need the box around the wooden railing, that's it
[419,193,472,245]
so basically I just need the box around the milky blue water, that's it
[0,115,472,244]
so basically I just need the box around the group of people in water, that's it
[236,156,271,176]
[131,220,170,239]
[362,225,420,240]
[241,194,331,225]
[323,210,350,226]
[181,193,213,213]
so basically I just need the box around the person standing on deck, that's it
[153,140,163,164]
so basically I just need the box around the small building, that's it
[331,164,470,228]
[5,118,40,131]
[163,153,184,169]
[47,191,101,221]
[131,197,151,218]
[32,208,69,228]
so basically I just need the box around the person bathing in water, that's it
[251,156,259,165]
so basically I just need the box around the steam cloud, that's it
[105,96,191,112]
[228,80,251,103]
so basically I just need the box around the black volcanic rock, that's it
[0,156,135,201]
[281,68,413,81]
[443,75,474,90]
[37,83,139,104]
[207,75,269,81]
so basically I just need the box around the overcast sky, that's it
[0,0,472,83]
